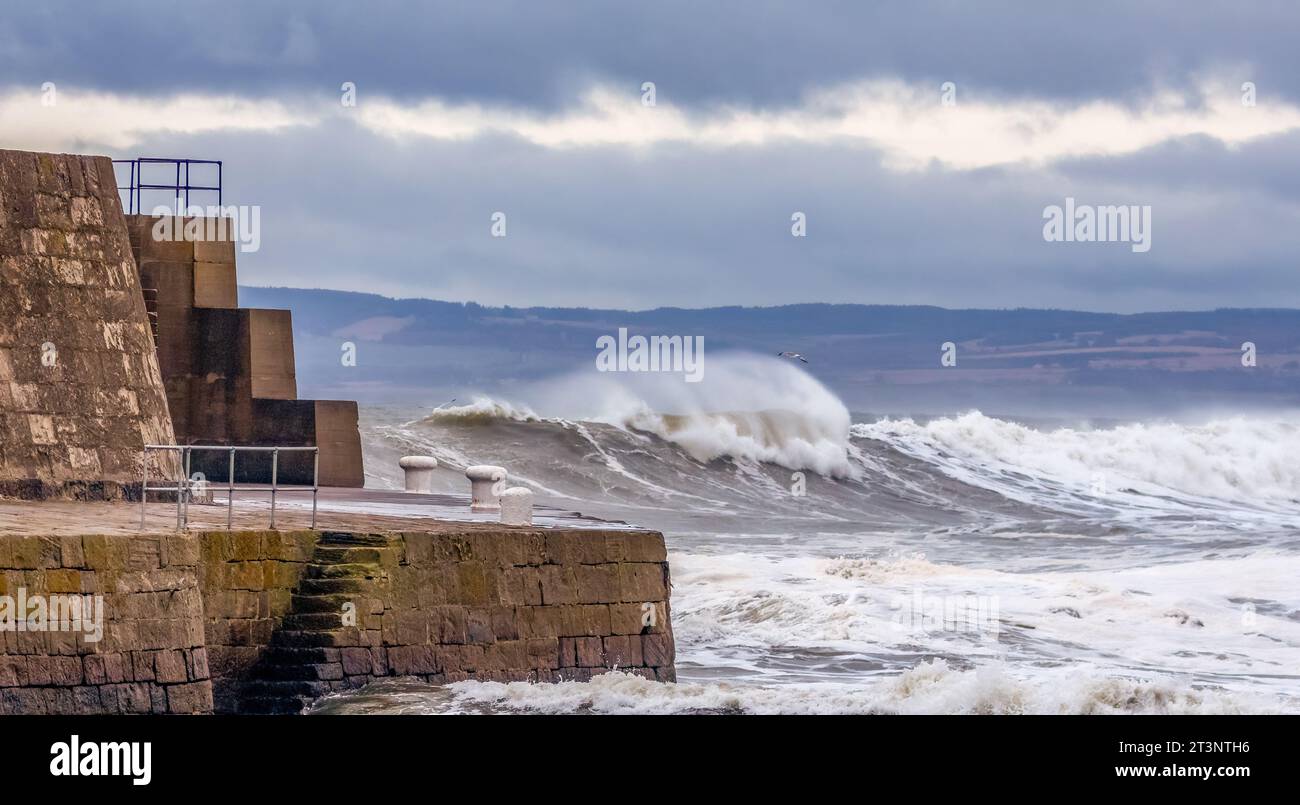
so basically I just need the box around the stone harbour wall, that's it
[349,529,675,686]
[0,532,212,714]
[1,526,675,714]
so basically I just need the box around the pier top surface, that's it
[0,487,648,537]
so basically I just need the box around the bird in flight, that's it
[777,351,809,363]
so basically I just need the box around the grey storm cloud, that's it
[3,1,1299,312]
[120,116,1300,313]
[2,0,1298,108]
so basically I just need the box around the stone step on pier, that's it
[239,532,395,714]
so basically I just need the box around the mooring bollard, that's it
[500,486,534,526]
[465,464,507,511]
[398,455,438,493]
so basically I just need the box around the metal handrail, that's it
[140,445,319,531]
[113,157,222,215]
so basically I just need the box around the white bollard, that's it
[398,455,438,493]
[465,464,507,511]
[499,486,534,526]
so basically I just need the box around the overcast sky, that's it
[3,1,1299,312]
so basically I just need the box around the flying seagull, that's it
[777,351,809,363]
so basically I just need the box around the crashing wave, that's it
[852,411,1300,505]
[415,354,855,476]
[418,397,543,425]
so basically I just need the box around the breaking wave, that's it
[379,389,1300,526]
[853,412,1300,508]
[420,397,542,425]
[407,354,855,477]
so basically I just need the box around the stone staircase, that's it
[240,533,394,714]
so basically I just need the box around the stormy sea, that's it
[310,355,1300,714]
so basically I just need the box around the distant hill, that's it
[240,286,1300,416]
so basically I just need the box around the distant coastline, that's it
[241,285,1300,417]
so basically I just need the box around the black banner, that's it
[1,715,1287,793]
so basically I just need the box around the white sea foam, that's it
[428,663,1283,715]
[667,550,1300,698]
[854,411,1300,508]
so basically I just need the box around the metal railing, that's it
[113,157,222,215]
[140,445,319,531]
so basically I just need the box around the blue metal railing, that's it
[113,157,222,215]
[141,444,319,531]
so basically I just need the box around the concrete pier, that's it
[0,490,676,714]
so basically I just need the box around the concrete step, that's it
[306,563,380,580]
[270,628,358,648]
[242,679,333,699]
[254,662,344,682]
[280,612,345,631]
[260,646,340,665]
[320,532,390,547]
[311,546,385,565]
[290,592,356,613]
[298,577,370,596]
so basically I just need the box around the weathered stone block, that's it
[619,563,668,602]
[48,655,83,686]
[642,633,674,668]
[431,606,465,644]
[165,681,212,714]
[539,564,579,605]
[575,564,620,604]
[519,605,561,639]
[609,602,648,635]
[0,656,24,686]
[525,638,560,670]
[544,532,607,565]
[575,637,605,667]
[153,649,188,683]
[466,609,495,644]
[82,654,107,685]
[603,635,642,668]
[489,605,519,640]
[389,645,439,675]
[340,647,372,676]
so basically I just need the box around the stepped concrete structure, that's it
[125,213,363,487]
